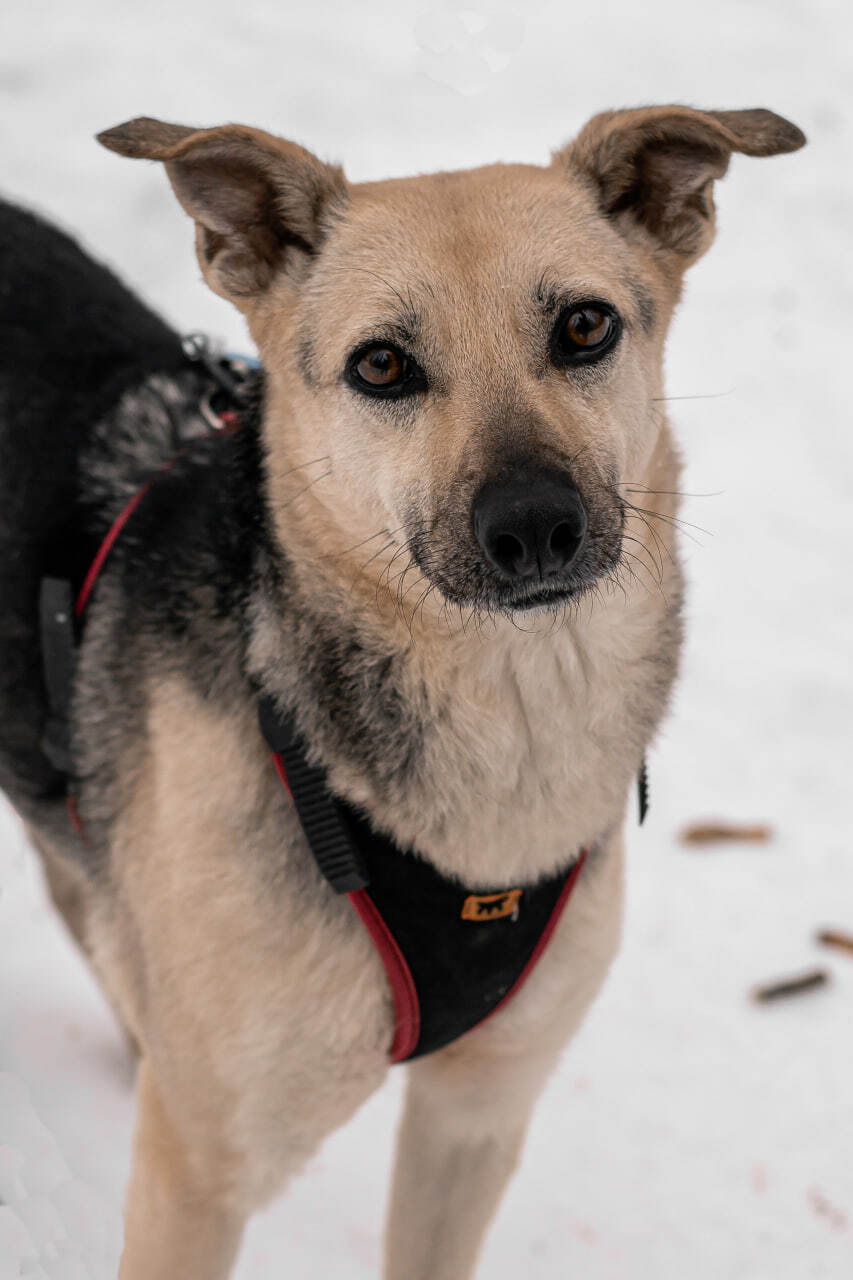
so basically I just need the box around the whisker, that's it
[617,553,666,604]
[623,500,711,540]
[272,454,331,481]
[623,511,674,573]
[316,525,398,563]
[347,539,397,596]
[622,531,664,581]
[323,266,417,327]
[651,390,733,402]
[620,484,724,499]
[272,468,333,512]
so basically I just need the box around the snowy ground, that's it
[1,1,852,1276]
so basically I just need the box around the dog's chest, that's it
[375,613,660,885]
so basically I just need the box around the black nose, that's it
[473,467,588,581]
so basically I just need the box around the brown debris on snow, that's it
[751,968,830,1003]
[815,927,853,957]
[808,1186,848,1232]
[679,821,773,845]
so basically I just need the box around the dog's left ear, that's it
[554,105,805,266]
[98,117,348,305]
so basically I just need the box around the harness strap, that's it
[257,698,368,893]
[38,577,77,775]
[638,757,650,825]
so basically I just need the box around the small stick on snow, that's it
[751,968,830,1003]
[680,821,773,845]
[816,928,853,957]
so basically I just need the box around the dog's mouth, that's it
[489,581,581,612]
[407,529,624,617]
[474,546,620,614]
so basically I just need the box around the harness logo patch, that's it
[461,889,523,922]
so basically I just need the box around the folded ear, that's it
[97,117,348,303]
[554,106,805,265]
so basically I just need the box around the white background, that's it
[1,2,851,1276]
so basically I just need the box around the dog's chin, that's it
[489,582,579,614]
[434,577,589,616]
[411,536,623,618]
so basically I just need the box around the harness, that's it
[38,341,648,1063]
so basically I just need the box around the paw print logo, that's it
[414,3,525,96]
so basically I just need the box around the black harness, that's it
[39,344,647,1062]
[257,697,590,1060]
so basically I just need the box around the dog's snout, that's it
[473,468,588,581]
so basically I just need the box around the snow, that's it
[1,1,851,1275]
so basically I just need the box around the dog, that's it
[0,104,804,1278]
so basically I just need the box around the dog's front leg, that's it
[384,836,624,1280]
[384,1042,563,1280]
[119,1060,247,1280]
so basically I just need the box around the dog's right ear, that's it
[554,106,805,269]
[97,117,348,304]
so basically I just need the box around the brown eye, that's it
[563,307,613,349]
[356,346,404,386]
[346,341,427,399]
[551,302,621,368]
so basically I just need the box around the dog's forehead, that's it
[309,162,642,332]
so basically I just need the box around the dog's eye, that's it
[357,346,404,386]
[346,343,425,399]
[564,308,613,348]
[552,303,621,367]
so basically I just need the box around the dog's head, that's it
[99,107,803,616]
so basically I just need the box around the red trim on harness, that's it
[75,406,242,622]
[76,479,156,619]
[67,469,173,843]
[347,887,421,1063]
[66,794,86,841]
[478,848,589,1032]
[269,751,419,1062]
[271,752,293,799]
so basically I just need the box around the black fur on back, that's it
[0,199,187,815]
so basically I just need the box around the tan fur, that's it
[34,105,802,1276]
